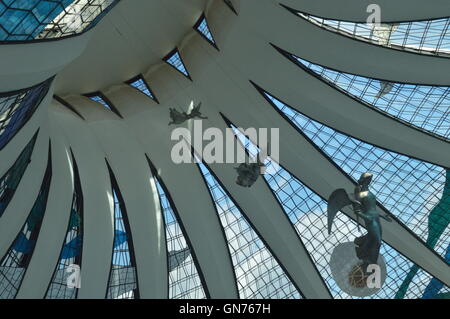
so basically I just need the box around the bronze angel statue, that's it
[169,102,207,125]
[328,172,392,271]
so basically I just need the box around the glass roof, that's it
[290,54,450,140]
[0,0,119,41]
[194,14,217,48]
[155,177,207,299]
[197,158,302,299]
[228,120,450,299]
[295,11,450,57]
[263,91,450,260]
[164,49,191,79]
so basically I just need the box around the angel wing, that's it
[193,102,202,111]
[169,108,187,125]
[169,108,182,118]
[327,188,353,235]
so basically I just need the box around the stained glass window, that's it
[45,152,83,299]
[0,148,52,299]
[0,78,52,150]
[0,0,119,41]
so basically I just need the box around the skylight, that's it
[126,76,158,102]
[86,94,111,111]
[84,92,123,118]
[194,15,218,48]
[163,49,191,79]
[288,53,450,140]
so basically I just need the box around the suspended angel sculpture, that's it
[235,158,265,187]
[169,102,207,125]
[235,143,270,188]
[328,172,392,271]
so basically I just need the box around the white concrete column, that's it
[81,88,168,298]
[104,82,239,298]
[54,97,115,298]
[16,111,74,298]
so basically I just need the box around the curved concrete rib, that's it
[53,98,115,298]
[202,114,332,298]
[0,86,52,174]
[171,28,450,286]
[202,5,450,168]
[0,125,49,259]
[239,0,450,86]
[278,0,450,22]
[0,32,92,92]
[103,83,239,298]
[77,96,168,299]
[17,115,74,298]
